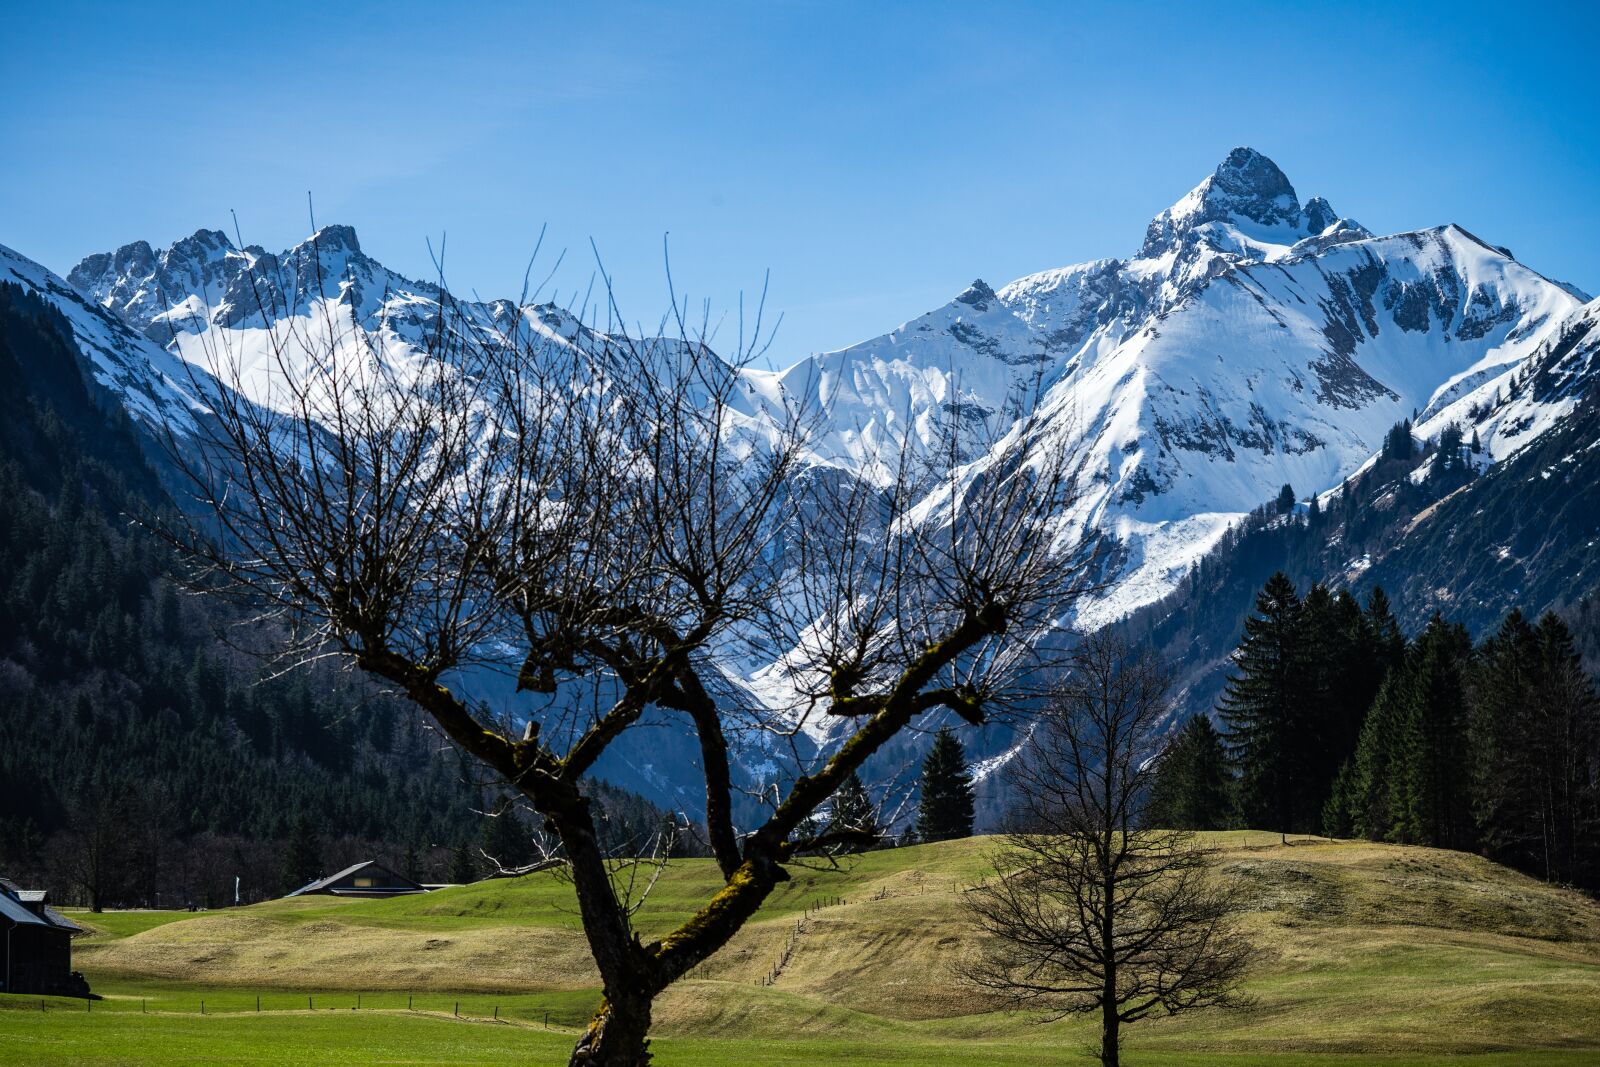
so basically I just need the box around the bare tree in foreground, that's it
[166,235,1097,1066]
[962,634,1256,1067]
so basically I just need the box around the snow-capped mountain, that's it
[759,149,1585,625]
[7,145,1600,820]
[1114,289,1600,728]
[0,243,204,432]
[36,149,1592,634]
[757,149,1374,476]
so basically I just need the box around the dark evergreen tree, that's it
[1339,668,1411,841]
[1321,762,1357,838]
[826,772,880,852]
[280,812,321,893]
[1299,585,1349,806]
[1398,614,1474,849]
[1275,483,1296,514]
[1473,612,1600,884]
[448,841,478,884]
[1526,614,1600,885]
[1435,423,1465,479]
[1218,572,1306,838]
[480,803,536,871]
[1469,610,1540,866]
[1363,587,1407,670]
[917,727,975,842]
[1146,715,1234,830]
[1381,418,1416,461]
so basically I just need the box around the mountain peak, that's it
[1158,147,1302,235]
[1208,147,1297,212]
[174,227,234,250]
[303,224,361,254]
[955,278,996,308]
[1303,196,1338,233]
[1137,148,1351,266]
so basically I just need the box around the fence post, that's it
[309,996,313,1011]
[256,996,260,1013]
[544,1010,550,1029]
[200,1000,205,1016]
[408,994,413,1011]
[494,1005,498,1021]
[142,999,146,1014]
[454,1001,459,1018]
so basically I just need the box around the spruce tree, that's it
[1398,614,1474,849]
[1363,587,1407,675]
[1322,760,1357,838]
[1475,613,1600,884]
[448,841,478,884]
[1529,614,1600,885]
[827,771,880,852]
[1299,584,1351,809]
[1322,588,1411,840]
[481,804,535,871]
[279,811,321,893]
[1275,483,1296,515]
[1331,589,1385,749]
[917,727,975,843]
[1219,572,1305,839]
[1147,715,1233,830]
[1344,669,1410,841]
[1382,419,1415,461]
[1469,610,1540,867]
[1435,424,1465,479]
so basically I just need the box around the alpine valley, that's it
[6,147,1600,818]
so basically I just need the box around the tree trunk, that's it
[569,989,653,1066]
[1100,1001,1119,1067]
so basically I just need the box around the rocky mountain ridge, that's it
[5,147,1596,818]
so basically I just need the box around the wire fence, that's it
[0,988,592,1029]
[761,894,851,987]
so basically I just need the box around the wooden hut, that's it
[0,878,87,996]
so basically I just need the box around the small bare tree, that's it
[162,231,1098,1065]
[962,634,1256,1067]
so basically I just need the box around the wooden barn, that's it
[0,878,87,996]
[285,860,428,899]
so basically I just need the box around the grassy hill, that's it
[4,834,1600,1064]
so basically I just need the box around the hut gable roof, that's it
[0,892,46,927]
[286,860,423,898]
[0,880,81,932]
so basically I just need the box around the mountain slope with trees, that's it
[1119,299,1600,724]
[0,281,681,907]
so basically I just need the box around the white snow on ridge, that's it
[743,156,1582,627]
[33,147,1597,677]
[0,242,208,431]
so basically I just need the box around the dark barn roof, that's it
[285,860,427,898]
[0,880,81,933]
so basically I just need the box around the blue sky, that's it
[3,1,1596,365]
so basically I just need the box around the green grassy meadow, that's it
[3,834,1599,1064]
